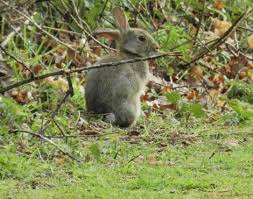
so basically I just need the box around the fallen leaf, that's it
[213,0,225,10]
[160,85,173,94]
[54,156,65,166]
[186,89,200,101]
[128,130,141,136]
[44,77,69,92]
[212,19,232,36]
[248,35,253,49]
[32,64,43,75]
[189,65,203,81]
[10,89,31,104]
[147,154,162,166]
[159,103,177,110]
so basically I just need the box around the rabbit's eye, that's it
[138,35,146,42]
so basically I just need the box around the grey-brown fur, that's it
[85,7,159,127]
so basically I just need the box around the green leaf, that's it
[0,96,27,117]
[85,4,102,29]
[184,103,206,118]
[228,99,253,121]
[89,144,101,161]
[227,80,253,104]
[166,91,181,104]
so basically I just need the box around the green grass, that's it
[1,114,253,199]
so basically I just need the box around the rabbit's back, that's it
[85,54,149,126]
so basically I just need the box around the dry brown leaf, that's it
[207,89,220,103]
[189,65,203,83]
[160,85,173,94]
[212,74,225,87]
[10,89,31,104]
[191,65,203,78]
[54,156,65,166]
[44,77,69,92]
[248,35,253,49]
[186,89,200,101]
[32,64,43,75]
[212,19,232,36]
[159,103,177,110]
[220,56,248,78]
[147,154,162,166]
[213,0,225,10]
[128,130,141,136]
[54,48,67,68]
[90,45,102,56]
[140,94,150,102]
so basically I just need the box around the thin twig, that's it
[193,0,206,45]
[69,11,116,52]
[0,26,21,47]
[38,69,74,135]
[69,0,92,33]
[54,0,115,52]
[0,46,35,76]
[0,51,181,94]
[0,0,78,53]
[98,0,109,21]
[53,119,67,142]
[42,25,83,37]
[51,81,73,119]
[9,129,81,162]
[239,26,253,33]
[142,4,158,30]
[128,154,142,163]
[185,7,253,67]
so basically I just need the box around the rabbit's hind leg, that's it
[114,101,140,127]
[105,113,116,124]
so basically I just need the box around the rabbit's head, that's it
[95,7,159,57]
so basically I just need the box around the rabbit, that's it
[85,7,159,127]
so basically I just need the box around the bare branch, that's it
[0,0,78,53]
[0,51,181,94]
[185,7,253,67]
[193,0,206,45]
[0,46,35,76]
[9,129,81,162]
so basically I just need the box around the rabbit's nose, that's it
[153,43,160,52]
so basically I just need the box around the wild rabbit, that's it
[85,7,159,127]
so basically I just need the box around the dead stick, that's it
[38,70,74,135]
[193,0,206,45]
[0,52,181,94]
[0,0,78,53]
[0,46,35,76]
[185,7,253,66]
[10,129,81,162]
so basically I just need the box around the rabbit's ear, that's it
[112,7,129,33]
[94,29,120,41]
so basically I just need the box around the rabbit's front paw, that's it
[105,113,116,124]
